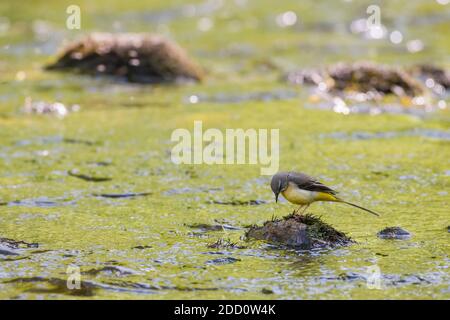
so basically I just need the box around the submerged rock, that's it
[377,227,411,240]
[245,214,353,249]
[46,33,204,83]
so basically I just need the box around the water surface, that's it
[0,0,449,299]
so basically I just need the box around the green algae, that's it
[0,0,449,300]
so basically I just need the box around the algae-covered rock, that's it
[377,227,411,240]
[286,61,425,97]
[245,214,353,249]
[327,62,424,97]
[410,64,450,89]
[46,33,204,83]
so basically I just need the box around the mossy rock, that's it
[327,61,424,97]
[46,33,204,83]
[245,213,354,249]
[286,61,426,97]
[409,64,450,89]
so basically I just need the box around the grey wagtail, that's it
[271,172,380,216]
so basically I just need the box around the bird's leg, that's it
[294,205,304,214]
[300,204,310,215]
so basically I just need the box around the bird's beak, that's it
[275,193,279,203]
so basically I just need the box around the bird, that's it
[270,171,380,216]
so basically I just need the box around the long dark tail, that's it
[337,199,380,217]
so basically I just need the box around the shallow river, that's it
[0,0,449,299]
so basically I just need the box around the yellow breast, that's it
[281,182,317,205]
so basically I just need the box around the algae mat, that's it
[0,0,449,299]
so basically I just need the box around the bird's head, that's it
[270,172,289,203]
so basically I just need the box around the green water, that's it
[0,0,449,299]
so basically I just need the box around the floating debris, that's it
[22,97,80,118]
[46,33,204,83]
[377,227,411,240]
[246,213,354,249]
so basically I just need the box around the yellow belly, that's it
[281,182,317,205]
[281,182,337,205]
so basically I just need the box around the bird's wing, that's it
[288,172,338,195]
